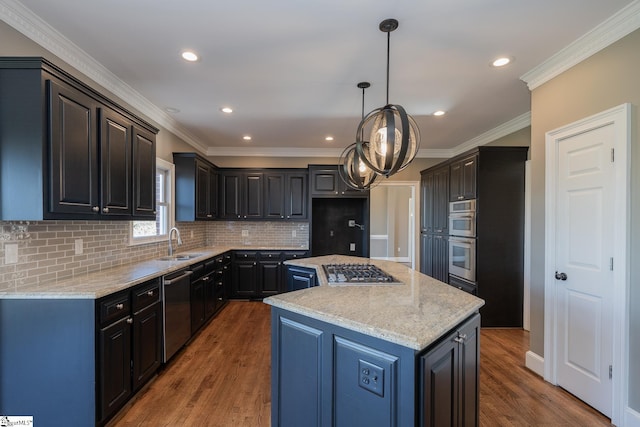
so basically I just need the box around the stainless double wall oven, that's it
[448,199,476,282]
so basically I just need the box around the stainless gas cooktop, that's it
[322,263,401,284]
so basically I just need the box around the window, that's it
[130,158,174,245]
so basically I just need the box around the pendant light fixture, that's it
[338,82,378,190]
[355,18,420,177]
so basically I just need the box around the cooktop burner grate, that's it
[322,263,401,284]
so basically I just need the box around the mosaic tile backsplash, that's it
[0,220,308,292]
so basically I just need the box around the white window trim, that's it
[129,158,175,246]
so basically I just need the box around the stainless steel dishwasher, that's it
[162,268,193,362]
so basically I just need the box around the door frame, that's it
[544,103,630,425]
[369,181,419,270]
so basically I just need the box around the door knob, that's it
[555,271,568,281]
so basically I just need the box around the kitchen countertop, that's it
[0,245,307,300]
[263,255,484,351]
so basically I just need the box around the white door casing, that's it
[544,103,630,426]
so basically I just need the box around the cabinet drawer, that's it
[99,291,131,326]
[234,251,258,260]
[448,275,477,295]
[261,251,281,260]
[282,250,307,260]
[132,279,161,312]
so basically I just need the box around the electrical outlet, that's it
[358,359,384,397]
[241,230,249,237]
[348,220,356,227]
[190,230,194,238]
[5,243,18,264]
[75,239,83,255]
[292,230,297,237]
[350,243,356,251]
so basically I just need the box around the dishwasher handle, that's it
[164,270,193,285]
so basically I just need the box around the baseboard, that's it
[625,406,640,427]
[525,350,544,377]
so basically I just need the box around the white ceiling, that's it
[2,0,637,157]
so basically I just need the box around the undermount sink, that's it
[157,253,203,261]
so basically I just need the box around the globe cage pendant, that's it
[355,18,420,177]
[338,141,378,190]
[338,82,378,190]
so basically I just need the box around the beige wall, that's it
[529,28,640,409]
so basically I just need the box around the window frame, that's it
[129,158,175,246]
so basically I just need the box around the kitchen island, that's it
[263,255,485,427]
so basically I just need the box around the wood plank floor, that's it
[110,301,612,427]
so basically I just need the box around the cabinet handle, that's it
[207,214,212,218]
[116,303,124,310]
[218,297,223,301]
[454,334,467,344]
[253,262,256,266]
[126,318,133,324]
[458,196,464,200]
[92,206,99,212]
[203,276,210,281]
[244,215,247,219]
[237,215,241,218]
[147,290,154,296]
[102,207,110,213]
[281,215,284,219]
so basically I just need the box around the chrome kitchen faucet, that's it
[168,227,183,256]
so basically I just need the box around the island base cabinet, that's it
[420,313,480,427]
[271,307,420,427]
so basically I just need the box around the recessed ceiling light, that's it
[433,110,446,116]
[491,56,513,67]
[181,51,199,62]
[325,136,334,142]
[220,107,233,114]
[243,135,252,141]
[165,107,180,113]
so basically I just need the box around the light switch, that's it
[5,243,18,264]
[350,243,356,251]
[241,230,249,237]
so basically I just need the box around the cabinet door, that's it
[310,166,339,196]
[450,155,476,201]
[264,173,286,219]
[132,301,162,391]
[219,172,242,219]
[459,314,480,427]
[421,172,434,233]
[420,332,459,427]
[433,166,450,234]
[244,172,263,218]
[195,160,210,219]
[98,316,132,422]
[132,126,156,217]
[433,235,449,283]
[191,278,206,334]
[286,172,308,219]
[420,234,433,276]
[100,107,132,216]
[259,260,282,296]
[233,261,258,298]
[286,266,317,292]
[47,79,99,215]
[208,168,218,218]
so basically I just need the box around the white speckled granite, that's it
[263,255,485,351]
[0,246,306,300]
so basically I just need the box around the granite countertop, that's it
[263,255,485,351]
[0,245,307,300]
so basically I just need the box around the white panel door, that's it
[555,123,614,417]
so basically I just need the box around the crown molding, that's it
[449,111,531,157]
[0,0,208,153]
[521,0,640,90]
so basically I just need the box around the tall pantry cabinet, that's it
[420,147,528,327]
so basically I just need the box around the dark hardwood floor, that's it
[110,301,612,427]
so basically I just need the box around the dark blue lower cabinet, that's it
[270,307,480,427]
[285,265,318,292]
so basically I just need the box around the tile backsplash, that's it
[0,220,308,292]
